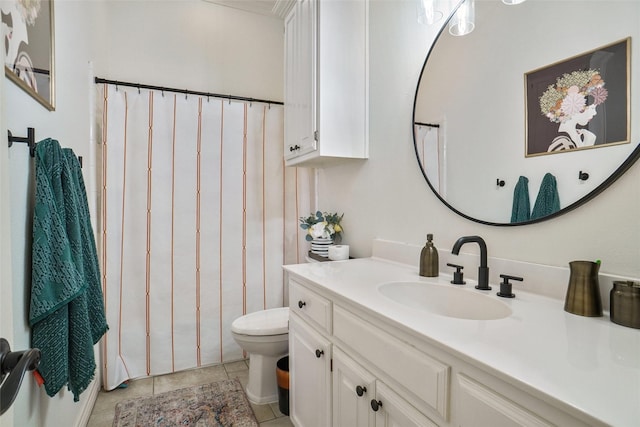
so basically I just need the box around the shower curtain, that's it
[97,84,313,390]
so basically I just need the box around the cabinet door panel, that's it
[374,382,439,427]
[333,348,376,427]
[284,0,316,160]
[289,313,331,427]
[457,374,553,427]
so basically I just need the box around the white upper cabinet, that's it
[284,0,369,167]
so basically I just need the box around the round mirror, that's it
[413,0,640,225]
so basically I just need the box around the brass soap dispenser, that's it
[419,234,439,277]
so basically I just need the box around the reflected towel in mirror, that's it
[531,173,561,220]
[510,176,531,223]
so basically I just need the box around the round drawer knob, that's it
[356,385,367,397]
[298,300,306,309]
[370,399,382,412]
[315,349,324,358]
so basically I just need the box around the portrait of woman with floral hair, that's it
[525,39,629,157]
[540,69,608,152]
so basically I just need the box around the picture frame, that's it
[525,38,630,157]
[2,0,55,111]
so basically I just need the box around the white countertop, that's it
[284,257,640,427]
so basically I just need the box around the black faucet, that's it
[451,236,491,290]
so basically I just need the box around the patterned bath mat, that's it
[113,378,258,426]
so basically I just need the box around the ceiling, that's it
[202,0,292,19]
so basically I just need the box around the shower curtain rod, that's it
[94,77,284,106]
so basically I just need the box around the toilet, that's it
[231,307,290,404]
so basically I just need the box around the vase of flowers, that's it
[300,211,344,257]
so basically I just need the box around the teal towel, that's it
[531,173,561,220]
[510,176,531,223]
[30,139,108,401]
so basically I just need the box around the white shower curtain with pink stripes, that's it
[97,84,313,390]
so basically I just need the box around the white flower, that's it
[310,222,329,239]
[560,87,586,116]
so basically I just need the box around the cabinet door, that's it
[333,348,376,427]
[284,0,317,160]
[373,382,439,427]
[289,313,331,427]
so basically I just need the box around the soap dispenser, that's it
[419,234,439,277]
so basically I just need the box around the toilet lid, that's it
[231,307,290,336]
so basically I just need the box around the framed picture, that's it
[2,0,55,111]
[525,38,629,157]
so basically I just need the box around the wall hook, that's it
[496,179,505,187]
[7,128,36,157]
[578,171,589,181]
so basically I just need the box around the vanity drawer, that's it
[333,304,450,421]
[289,279,332,334]
[457,374,553,427]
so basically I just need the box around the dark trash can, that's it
[276,356,289,415]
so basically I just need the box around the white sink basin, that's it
[378,281,512,320]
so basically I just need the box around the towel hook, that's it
[578,171,589,181]
[7,128,36,157]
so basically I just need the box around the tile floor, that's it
[86,360,293,426]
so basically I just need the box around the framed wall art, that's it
[2,0,55,111]
[525,38,629,157]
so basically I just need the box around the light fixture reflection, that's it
[449,0,475,36]
[417,0,443,25]
[502,0,526,4]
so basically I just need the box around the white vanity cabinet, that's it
[283,257,636,426]
[283,0,368,167]
[289,280,333,427]
[287,272,607,427]
[289,278,444,427]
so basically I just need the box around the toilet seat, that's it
[231,307,289,336]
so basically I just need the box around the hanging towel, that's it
[531,172,561,220]
[510,176,531,223]
[30,139,108,401]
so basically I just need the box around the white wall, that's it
[3,1,283,426]
[318,0,640,280]
[100,0,284,102]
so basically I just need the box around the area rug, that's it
[113,378,258,427]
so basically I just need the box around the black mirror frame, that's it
[412,3,640,227]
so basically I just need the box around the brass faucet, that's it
[451,236,490,290]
